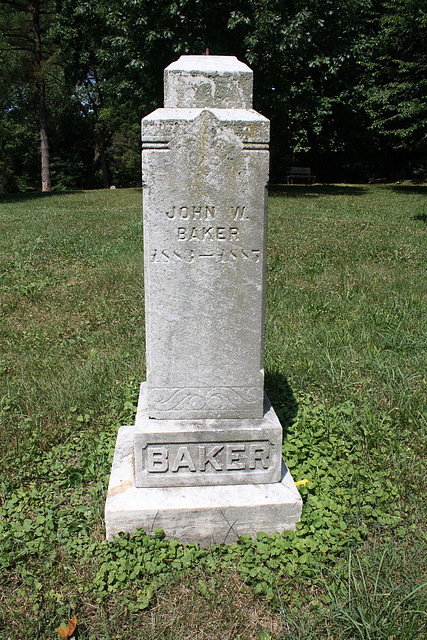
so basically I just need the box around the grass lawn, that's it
[0,185,426,639]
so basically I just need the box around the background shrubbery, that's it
[1,0,427,192]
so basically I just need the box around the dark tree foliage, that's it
[0,0,56,191]
[359,0,427,180]
[0,0,425,191]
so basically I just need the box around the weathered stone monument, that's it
[105,55,302,544]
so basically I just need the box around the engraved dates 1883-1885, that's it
[150,248,261,264]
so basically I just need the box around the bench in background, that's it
[286,167,316,184]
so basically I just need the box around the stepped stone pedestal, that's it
[105,55,302,545]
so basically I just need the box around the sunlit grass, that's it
[0,185,426,639]
[265,185,427,423]
[0,189,145,453]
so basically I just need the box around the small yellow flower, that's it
[295,478,309,487]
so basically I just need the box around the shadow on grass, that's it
[0,187,142,205]
[268,184,368,198]
[265,371,298,440]
[387,184,427,195]
[0,190,85,204]
[414,214,427,222]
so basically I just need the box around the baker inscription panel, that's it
[135,439,281,487]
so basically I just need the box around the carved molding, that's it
[148,387,260,411]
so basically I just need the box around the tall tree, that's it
[55,0,129,188]
[0,0,57,191]
[359,0,427,178]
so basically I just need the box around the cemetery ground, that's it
[0,184,426,639]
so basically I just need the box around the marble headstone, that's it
[105,56,302,544]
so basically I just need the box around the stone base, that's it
[105,425,302,545]
[134,383,283,487]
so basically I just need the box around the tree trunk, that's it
[30,0,51,191]
[39,81,51,192]
[100,145,109,188]
[89,131,110,189]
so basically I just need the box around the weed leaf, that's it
[55,615,77,639]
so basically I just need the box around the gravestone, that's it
[105,55,302,545]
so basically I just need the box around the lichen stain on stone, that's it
[107,480,133,497]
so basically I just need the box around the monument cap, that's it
[164,55,253,109]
